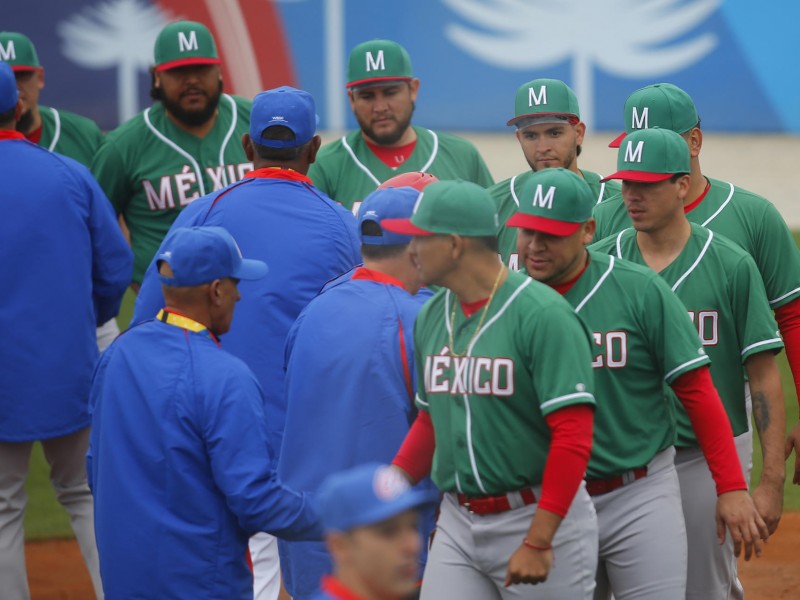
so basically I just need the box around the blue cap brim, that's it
[232,258,269,281]
[326,487,439,532]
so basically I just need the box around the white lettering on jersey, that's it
[631,106,649,130]
[366,50,385,72]
[175,165,200,206]
[424,354,516,396]
[207,166,226,190]
[236,162,254,179]
[143,176,175,210]
[528,85,547,107]
[687,311,719,346]
[532,184,556,210]
[591,331,629,368]
[624,140,645,164]
[0,41,15,61]
[351,201,362,217]
[506,253,520,271]
[178,31,198,52]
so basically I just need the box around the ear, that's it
[347,89,356,111]
[152,67,161,89]
[242,133,254,161]
[676,174,692,201]
[581,219,596,245]
[687,127,703,158]
[37,67,45,90]
[307,135,322,165]
[408,78,420,102]
[209,279,224,306]
[14,99,23,122]
[574,121,586,146]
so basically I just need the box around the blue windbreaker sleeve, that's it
[204,366,323,541]
[81,164,133,324]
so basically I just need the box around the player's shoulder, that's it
[593,189,623,211]
[588,227,633,254]
[101,107,152,145]
[44,106,102,134]
[425,127,482,154]
[228,94,253,112]
[316,131,356,158]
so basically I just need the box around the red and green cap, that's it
[602,128,690,183]
[381,180,499,237]
[507,168,595,236]
[154,21,221,72]
[507,78,580,128]
[347,39,413,89]
[609,83,699,148]
[0,32,41,72]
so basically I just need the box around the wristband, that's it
[522,539,552,552]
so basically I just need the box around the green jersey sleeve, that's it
[91,139,131,215]
[753,201,800,308]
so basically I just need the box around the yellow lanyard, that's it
[157,309,219,345]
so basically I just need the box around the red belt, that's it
[457,488,537,515]
[585,467,648,496]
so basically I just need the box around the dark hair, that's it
[360,220,408,259]
[0,105,16,127]
[253,125,306,161]
[669,173,690,183]
[472,235,499,253]
[576,144,582,157]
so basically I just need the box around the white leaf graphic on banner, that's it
[443,0,720,127]
[58,0,172,123]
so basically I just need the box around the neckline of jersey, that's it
[243,167,313,185]
[0,130,26,141]
[320,575,367,600]
[157,308,220,346]
[683,178,712,214]
[351,266,407,290]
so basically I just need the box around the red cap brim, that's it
[10,66,41,73]
[506,213,582,236]
[380,218,435,236]
[347,76,412,89]
[600,170,674,183]
[155,57,222,72]
[608,132,626,148]
[507,112,580,127]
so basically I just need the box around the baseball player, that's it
[0,61,132,600]
[491,79,620,270]
[277,184,436,599]
[307,39,494,214]
[592,83,800,487]
[311,463,439,600]
[0,31,102,167]
[91,20,254,288]
[88,226,323,599]
[508,167,766,599]
[593,128,784,600]
[131,85,361,600]
[1,31,120,349]
[383,180,599,599]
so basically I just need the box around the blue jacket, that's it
[88,318,323,599]
[0,137,131,441]
[277,268,436,598]
[132,171,360,454]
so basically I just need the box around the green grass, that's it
[23,278,800,541]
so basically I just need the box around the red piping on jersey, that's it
[351,267,406,290]
[242,167,313,185]
[683,179,712,214]
[320,575,367,599]
[397,317,414,402]
[0,130,26,141]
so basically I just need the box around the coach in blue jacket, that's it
[89,226,323,599]
[0,62,132,600]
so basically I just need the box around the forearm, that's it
[524,507,562,547]
[747,354,787,486]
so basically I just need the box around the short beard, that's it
[153,80,223,128]
[358,101,415,146]
[16,109,34,134]
[526,147,577,173]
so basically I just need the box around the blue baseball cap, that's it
[156,226,268,286]
[316,463,439,533]
[358,187,421,246]
[0,61,19,113]
[250,86,318,149]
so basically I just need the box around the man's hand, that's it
[785,421,800,485]
[504,544,553,587]
[716,490,769,560]
[751,481,783,534]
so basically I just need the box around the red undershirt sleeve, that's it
[392,410,435,484]
[775,298,800,409]
[539,405,594,517]
[671,366,747,495]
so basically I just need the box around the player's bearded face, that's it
[516,122,584,173]
[517,227,590,286]
[156,64,223,127]
[409,235,456,287]
[349,82,417,146]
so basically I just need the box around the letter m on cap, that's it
[532,185,556,209]
[631,106,649,130]
[178,31,198,53]
[366,50,385,72]
[528,86,547,107]
[624,140,645,164]
[0,41,16,61]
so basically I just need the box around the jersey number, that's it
[688,311,719,346]
[592,331,628,368]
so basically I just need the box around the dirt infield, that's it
[26,513,800,599]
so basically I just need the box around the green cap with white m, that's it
[507,78,580,128]
[154,21,221,72]
[380,180,499,237]
[609,83,699,148]
[0,32,41,71]
[347,39,413,89]
[602,128,691,183]
[507,168,595,236]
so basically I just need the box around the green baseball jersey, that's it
[492,169,620,270]
[308,126,494,213]
[91,94,253,284]
[591,224,783,446]
[414,270,595,496]
[562,251,709,478]
[38,106,103,167]
[592,177,800,309]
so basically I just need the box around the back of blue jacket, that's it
[0,139,132,441]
